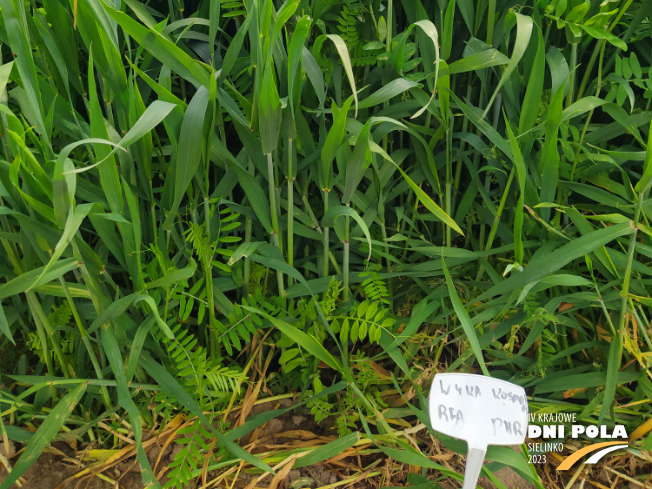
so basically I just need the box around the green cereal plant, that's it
[0,0,651,487]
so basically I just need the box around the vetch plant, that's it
[0,0,651,488]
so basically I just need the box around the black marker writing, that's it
[491,388,527,412]
[438,404,464,425]
[439,381,481,398]
[491,418,523,437]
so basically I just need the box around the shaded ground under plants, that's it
[2,404,650,489]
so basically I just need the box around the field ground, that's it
[1,0,652,488]
[1,398,650,489]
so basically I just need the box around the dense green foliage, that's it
[0,0,651,487]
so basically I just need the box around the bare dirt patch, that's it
[2,407,649,489]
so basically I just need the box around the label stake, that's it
[428,373,529,489]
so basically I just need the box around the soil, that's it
[0,454,532,489]
[1,406,649,489]
[0,451,139,489]
[0,448,645,489]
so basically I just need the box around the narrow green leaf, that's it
[259,60,283,155]
[447,49,509,75]
[101,327,161,488]
[139,352,275,474]
[599,333,622,424]
[0,0,49,148]
[120,101,177,148]
[146,265,196,290]
[0,303,15,345]
[393,163,464,236]
[635,119,652,193]
[228,242,263,266]
[294,432,359,468]
[411,20,440,119]
[0,384,86,489]
[474,221,634,303]
[535,368,639,394]
[219,10,252,80]
[538,82,565,221]
[267,0,300,66]
[0,61,15,97]
[441,0,455,60]
[322,34,358,117]
[0,259,79,300]
[87,51,123,215]
[322,206,373,261]
[166,87,210,227]
[505,118,526,264]
[208,0,220,61]
[343,121,373,204]
[449,92,513,160]
[519,28,544,135]
[321,97,353,188]
[102,0,211,87]
[267,316,343,373]
[27,203,98,292]
[482,12,532,119]
[359,78,418,109]
[288,15,312,117]
[442,259,489,376]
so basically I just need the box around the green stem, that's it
[323,190,330,278]
[601,0,646,75]
[386,0,392,52]
[631,299,652,352]
[577,39,604,101]
[596,286,617,337]
[567,41,607,200]
[578,0,634,100]
[26,292,71,379]
[275,148,284,254]
[618,195,644,336]
[380,222,393,308]
[244,158,254,297]
[453,82,473,209]
[382,0,393,155]
[59,277,112,409]
[475,167,516,282]
[69,242,111,377]
[479,92,502,252]
[486,0,497,45]
[343,212,350,301]
[486,167,515,252]
[301,190,341,275]
[473,82,489,253]
[609,0,635,35]
[603,193,644,422]
[266,152,285,296]
[543,19,551,46]
[445,125,452,246]
[202,92,215,351]
[287,138,294,288]
[27,293,57,400]
[567,42,578,109]
[204,197,218,361]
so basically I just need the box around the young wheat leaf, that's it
[0,384,86,489]
[442,259,490,376]
[482,12,533,119]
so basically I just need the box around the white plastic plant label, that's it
[429,373,529,489]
